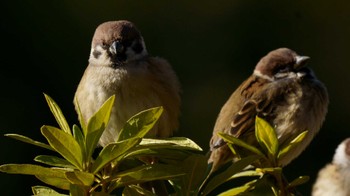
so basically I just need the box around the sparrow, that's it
[208,48,329,172]
[74,20,181,147]
[312,138,350,196]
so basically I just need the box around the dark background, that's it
[1,0,349,195]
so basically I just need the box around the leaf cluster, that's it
[0,95,310,196]
[211,116,310,195]
[0,94,203,195]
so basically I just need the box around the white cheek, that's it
[274,72,297,79]
[253,70,274,81]
[297,72,306,78]
[89,45,112,66]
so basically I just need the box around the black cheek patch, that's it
[132,41,144,54]
[116,53,127,62]
[93,50,102,59]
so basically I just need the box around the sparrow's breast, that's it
[271,77,328,165]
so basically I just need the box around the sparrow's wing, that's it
[210,75,275,149]
[146,57,181,137]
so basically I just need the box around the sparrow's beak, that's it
[109,41,124,55]
[294,55,310,69]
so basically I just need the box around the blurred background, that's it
[1,0,349,195]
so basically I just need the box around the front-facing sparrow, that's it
[74,20,181,146]
[209,48,329,172]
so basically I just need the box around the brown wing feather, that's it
[209,75,277,171]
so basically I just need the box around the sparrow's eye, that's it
[277,66,290,73]
[109,40,125,55]
[110,41,124,53]
[101,42,108,49]
[274,65,294,79]
[114,41,124,52]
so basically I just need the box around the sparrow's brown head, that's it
[346,139,350,157]
[254,48,310,81]
[89,20,148,67]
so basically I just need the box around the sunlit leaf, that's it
[34,155,76,169]
[139,137,203,151]
[122,185,156,196]
[73,125,85,148]
[85,95,115,160]
[111,164,185,188]
[65,171,94,186]
[125,147,191,162]
[72,124,86,164]
[36,174,70,190]
[32,186,67,196]
[0,164,64,176]
[287,176,309,188]
[229,170,262,180]
[255,167,282,175]
[218,179,257,196]
[278,131,308,162]
[117,107,163,142]
[255,116,279,159]
[91,137,141,174]
[0,164,70,190]
[41,125,83,170]
[5,133,54,151]
[227,143,238,156]
[218,132,264,157]
[44,94,72,135]
[74,96,86,132]
[201,156,260,195]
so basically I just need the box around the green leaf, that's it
[180,154,209,194]
[278,131,308,161]
[255,167,282,175]
[117,107,164,142]
[218,179,257,196]
[201,156,260,195]
[218,132,264,157]
[91,137,141,174]
[229,170,262,179]
[69,184,89,196]
[41,125,83,170]
[34,155,76,169]
[139,137,203,151]
[125,147,191,162]
[72,124,86,163]
[85,95,115,160]
[44,93,72,135]
[73,125,85,148]
[36,175,71,190]
[111,164,185,188]
[288,176,309,188]
[255,116,279,159]
[123,185,156,196]
[0,164,70,190]
[65,171,95,186]
[5,133,54,151]
[74,96,86,132]
[0,163,65,176]
[32,186,67,196]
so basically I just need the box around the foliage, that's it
[212,116,309,195]
[0,95,309,195]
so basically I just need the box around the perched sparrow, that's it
[74,20,181,146]
[312,138,350,196]
[209,48,329,172]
